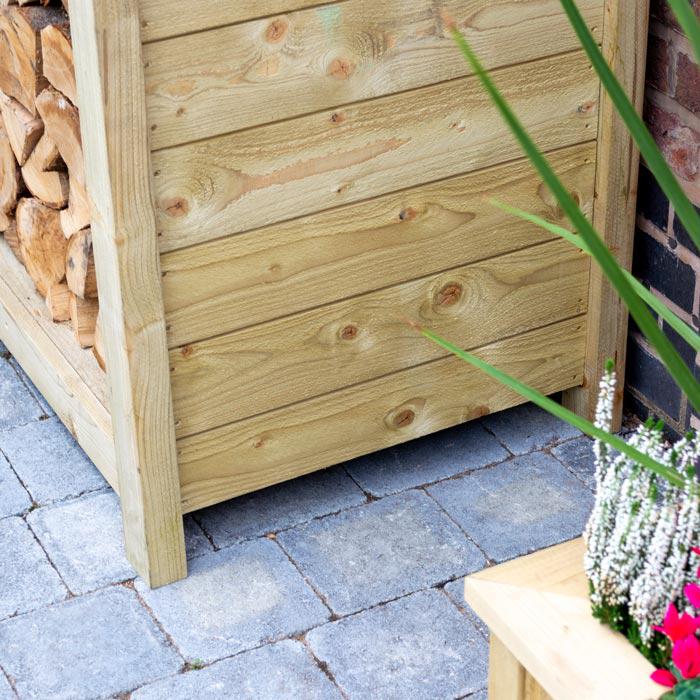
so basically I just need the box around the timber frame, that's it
[0,0,650,587]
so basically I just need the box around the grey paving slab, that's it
[27,491,134,594]
[0,671,15,700]
[344,422,509,497]
[465,690,487,700]
[443,579,488,639]
[0,587,181,699]
[9,359,52,417]
[0,516,66,620]
[482,403,580,455]
[278,490,485,616]
[0,452,30,519]
[132,639,341,700]
[196,466,365,548]
[307,589,488,700]
[0,417,106,505]
[552,436,596,490]
[428,451,593,562]
[0,362,43,432]
[184,515,214,560]
[135,538,329,663]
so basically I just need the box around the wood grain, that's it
[138,0,346,43]
[71,0,186,587]
[171,240,589,437]
[162,142,596,348]
[466,539,660,699]
[177,316,586,512]
[143,0,603,149]
[152,50,599,252]
[562,0,649,428]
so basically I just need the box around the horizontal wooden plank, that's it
[152,50,599,252]
[143,0,603,149]
[138,0,345,43]
[162,142,596,348]
[170,239,589,437]
[0,240,117,491]
[177,315,586,512]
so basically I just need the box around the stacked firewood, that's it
[0,0,104,369]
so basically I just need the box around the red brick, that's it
[645,101,700,180]
[652,0,700,31]
[676,53,700,114]
[646,35,670,93]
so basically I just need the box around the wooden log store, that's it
[0,0,649,586]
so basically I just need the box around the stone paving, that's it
[0,340,596,699]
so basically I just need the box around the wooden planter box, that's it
[0,0,649,586]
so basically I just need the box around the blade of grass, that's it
[559,0,700,254]
[418,325,686,488]
[447,22,700,413]
[490,199,700,354]
[669,0,700,63]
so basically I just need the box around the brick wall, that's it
[625,0,700,437]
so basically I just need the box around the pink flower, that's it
[651,669,677,687]
[687,583,700,608]
[654,603,700,641]
[692,547,700,556]
[673,635,700,679]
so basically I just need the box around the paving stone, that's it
[482,403,580,455]
[0,452,30,519]
[0,587,181,699]
[0,671,15,700]
[278,490,485,616]
[27,491,134,594]
[196,466,365,548]
[428,451,593,562]
[307,589,488,700]
[184,515,214,560]
[552,436,596,490]
[135,539,328,663]
[0,516,66,620]
[0,417,106,505]
[443,579,488,639]
[344,422,508,497]
[132,639,341,700]
[9,359,53,417]
[0,362,43,432]
[465,690,487,700]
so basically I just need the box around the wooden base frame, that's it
[0,0,649,587]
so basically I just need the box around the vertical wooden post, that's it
[70,0,186,587]
[563,0,650,429]
[489,635,527,700]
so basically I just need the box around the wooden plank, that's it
[489,635,527,700]
[0,239,116,488]
[71,0,186,587]
[562,0,649,429]
[143,0,603,150]
[177,316,586,512]
[162,142,597,348]
[152,50,600,252]
[138,0,346,43]
[171,239,589,437]
[465,539,659,699]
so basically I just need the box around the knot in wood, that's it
[265,19,288,43]
[340,324,358,341]
[436,282,463,307]
[393,409,415,429]
[398,207,418,222]
[328,57,356,80]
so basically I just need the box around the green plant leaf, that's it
[669,0,700,63]
[490,199,700,354]
[674,678,700,700]
[418,325,687,488]
[448,23,700,414]
[559,0,700,255]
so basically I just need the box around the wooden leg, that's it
[488,635,551,700]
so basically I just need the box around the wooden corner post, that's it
[563,0,650,430]
[70,0,187,587]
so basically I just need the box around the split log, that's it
[65,227,96,298]
[0,124,21,215]
[15,196,66,295]
[2,217,22,259]
[60,173,89,235]
[0,5,69,115]
[69,291,98,348]
[45,280,70,321]
[40,23,75,104]
[0,91,42,164]
[0,209,11,230]
[21,131,67,207]
[92,311,105,370]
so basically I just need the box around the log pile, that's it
[0,1,103,369]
